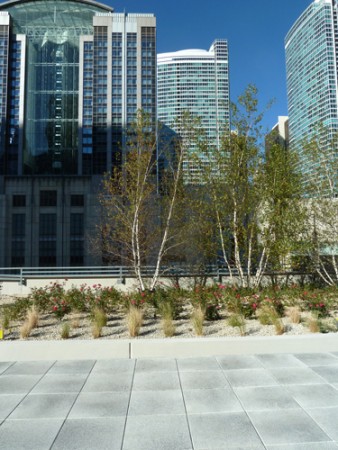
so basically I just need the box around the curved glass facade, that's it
[0,0,111,174]
[285,0,338,155]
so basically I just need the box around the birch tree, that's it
[197,85,305,288]
[98,110,192,291]
[302,130,338,285]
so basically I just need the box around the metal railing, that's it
[0,265,241,285]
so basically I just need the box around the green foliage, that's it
[91,307,108,328]
[190,285,222,321]
[1,298,32,321]
[60,322,70,339]
[227,314,246,336]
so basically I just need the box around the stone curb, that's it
[0,334,338,360]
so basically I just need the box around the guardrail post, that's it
[19,268,23,286]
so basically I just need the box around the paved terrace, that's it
[1,352,338,449]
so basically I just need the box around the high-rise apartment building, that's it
[157,40,230,180]
[0,0,156,267]
[285,0,338,173]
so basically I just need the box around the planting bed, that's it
[0,282,338,341]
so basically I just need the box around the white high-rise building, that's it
[157,40,230,180]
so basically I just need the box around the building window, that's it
[11,213,25,266]
[40,190,57,207]
[12,194,26,207]
[39,213,57,266]
[71,194,84,207]
[70,213,84,266]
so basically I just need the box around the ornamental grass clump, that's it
[20,320,32,339]
[126,305,144,338]
[90,307,108,339]
[160,302,176,337]
[91,307,107,328]
[257,303,284,335]
[285,306,301,324]
[228,313,246,336]
[60,322,70,339]
[191,306,205,336]
[307,314,320,333]
[27,305,39,329]
[20,305,39,339]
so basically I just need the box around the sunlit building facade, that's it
[0,0,156,267]
[157,40,230,181]
[285,0,338,176]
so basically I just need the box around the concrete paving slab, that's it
[133,370,180,391]
[8,393,77,419]
[0,419,63,450]
[134,358,177,372]
[306,407,338,441]
[216,355,264,370]
[267,367,326,385]
[128,389,185,415]
[0,374,42,394]
[294,352,338,366]
[266,443,338,450]
[91,359,135,374]
[177,357,221,372]
[31,373,88,394]
[0,394,26,421]
[51,417,125,450]
[188,411,264,449]
[255,353,306,368]
[123,414,192,450]
[48,359,95,375]
[0,362,14,374]
[311,365,338,383]
[248,409,332,446]
[234,386,301,411]
[224,368,278,388]
[286,384,338,408]
[183,388,243,414]
[2,360,55,376]
[179,370,229,390]
[69,392,130,418]
[82,372,133,392]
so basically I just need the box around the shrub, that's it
[31,281,66,313]
[51,297,71,320]
[126,306,143,337]
[65,285,89,312]
[190,285,222,321]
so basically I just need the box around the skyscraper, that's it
[0,0,156,267]
[285,0,338,170]
[157,40,230,181]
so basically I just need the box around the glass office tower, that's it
[0,0,156,267]
[157,40,230,181]
[285,0,338,175]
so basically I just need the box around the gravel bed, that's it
[1,309,331,341]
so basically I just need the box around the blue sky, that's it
[106,0,312,132]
